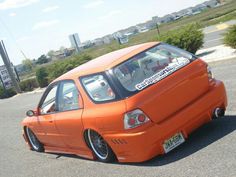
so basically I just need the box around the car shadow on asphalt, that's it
[128,115,236,166]
[45,116,236,166]
[47,152,91,161]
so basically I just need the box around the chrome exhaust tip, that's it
[213,108,225,119]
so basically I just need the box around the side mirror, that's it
[26,110,36,117]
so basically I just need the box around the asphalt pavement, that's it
[0,59,236,177]
[203,20,236,49]
[203,30,224,48]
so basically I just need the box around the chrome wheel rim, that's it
[88,130,108,160]
[26,127,40,150]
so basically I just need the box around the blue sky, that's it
[0,0,206,65]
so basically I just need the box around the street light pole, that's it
[156,23,161,37]
[0,40,21,93]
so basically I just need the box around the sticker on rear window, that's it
[135,58,190,90]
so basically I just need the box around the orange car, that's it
[22,42,227,163]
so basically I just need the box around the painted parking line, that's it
[205,37,224,43]
[216,23,229,30]
[204,23,229,34]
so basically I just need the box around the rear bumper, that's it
[103,80,227,162]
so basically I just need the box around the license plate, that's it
[163,132,185,153]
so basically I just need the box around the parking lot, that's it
[0,59,236,177]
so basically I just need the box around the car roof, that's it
[54,42,159,82]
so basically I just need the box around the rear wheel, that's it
[87,129,116,163]
[25,127,44,152]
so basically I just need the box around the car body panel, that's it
[21,42,227,162]
[103,80,227,162]
[124,59,210,124]
[54,109,84,149]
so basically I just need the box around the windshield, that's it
[113,43,195,92]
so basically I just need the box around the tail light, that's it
[207,66,214,80]
[124,109,150,129]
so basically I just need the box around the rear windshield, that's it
[113,43,195,92]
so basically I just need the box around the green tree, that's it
[159,23,204,54]
[20,78,39,91]
[36,67,49,88]
[22,59,33,71]
[0,86,16,99]
[47,50,54,59]
[36,54,49,64]
[224,25,236,49]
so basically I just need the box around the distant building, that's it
[170,13,181,21]
[118,26,139,37]
[160,14,175,23]
[51,48,75,61]
[204,0,219,8]
[112,32,128,44]
[102,34,114,44]
[0,64,18,89]
[136,26,149,33]
[176,8,193,18]
[69,33,81,52]
[118,36,129,45]
[192,4,208,14]
[92,38,104,46]
[136,20,154,32]
[51,50,65,60]
[102,37,110,44]
[152,16,162,25]
[79,40,93,49]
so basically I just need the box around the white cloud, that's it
[99,10,122,20]
[0,0,39,10]
[83,0,104,9]
[9,12,17,16]
[42,5,59,13]
[32,20,60,30]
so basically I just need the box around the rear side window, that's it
[81,74,115,102]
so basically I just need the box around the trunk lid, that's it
[125,59,209,124]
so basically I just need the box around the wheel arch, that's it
[83,128,117,161]
[83,129,91,149]
[23,126,33,150]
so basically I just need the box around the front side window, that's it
[81,74,115,102]
[58,81,80,111]
[40,85,58,114]
[113,43,194,92]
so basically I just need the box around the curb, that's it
[206,55,236,63]
[196,45,236,63]
[13,88,46,98]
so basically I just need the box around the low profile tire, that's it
[25,127,44,152]
[87,129,116,163]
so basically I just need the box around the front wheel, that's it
[25,127,44,152]
[87,129,116,163]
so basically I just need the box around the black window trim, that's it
[38,79,82,115]
[57,79,82,113]
[38,81,60,115]
[79,72,122,104]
